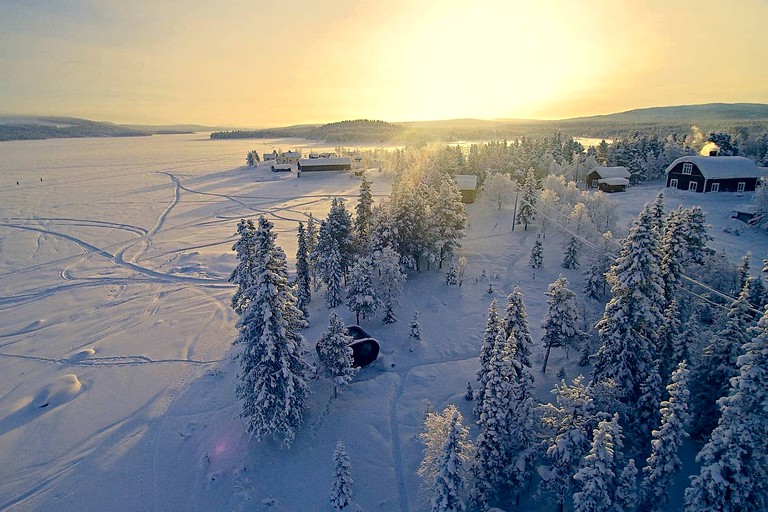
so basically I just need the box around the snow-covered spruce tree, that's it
[541,275,583,373]
[446,258,458,285]
[232,215,312,448]
[330,441,353,510]
[614,459,639,512]
[582,256,608,301]
[475,299,503,418]
[540,376,598,512]
[314,219,334,285]
[371,245,406,324]
[501,286,533,371]
[419,404,470,486]
[471,333,514,510]
[429,177,467,269]
[305,212,319,288]
[573,417,617,512]
[325,246,344,309]
[230,218,258,315]
[680,205,713,266]
[659,206,687,304]
[295,222,312,317]
[650,191,665,235]
[684,307,768,512]
[368,203,398,256]
[689,280,752,440]
[317,312,357,394]
[562,235,580,269]
[737,251,751,295]
[409,311,422,344]
[430,409,470,512]
[530,233,543,270]
[346,256,379,324]
[591,203,665,441]
[656,298,682,382]
[639,361,690,512]
[505,337,540,504]
[354,174,374,253]
[391,183,427,271]
[518,167,538,230]
[327,197,355,275]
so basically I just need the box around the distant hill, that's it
[0,116,153,141]
[554,103,768,125]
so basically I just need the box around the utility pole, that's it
[511,186,519,230]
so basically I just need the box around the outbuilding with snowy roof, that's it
[586,166,631,191]
[664,155,768,193]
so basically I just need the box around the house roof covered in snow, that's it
[665,156,767,179]
[594,166,631,179]
[297,157,351,167]
[454,174,478,190]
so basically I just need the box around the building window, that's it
[682,162,693,175]
[711,182,720,192]
[688,181,698,192]
[670,178,678,188]
[738,182,746,192]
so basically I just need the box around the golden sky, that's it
[1,0,766,126]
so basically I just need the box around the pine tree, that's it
[518,167,538,230]
[317,312,358,393]
[354,174,374,253]
[446,258,458,285]
[573,417,617,512]
[306,212,319,288]
[737,251,751,294]
[325,246,344,309]
[659,206,687,304]
[689,280,752,440]
[346,256,379,324]
[530,233,543,270]
[430,409,469,512]
[680,206,713,266]
[591,203,665,440]
[562,235,580,269]
[371,245,406,324]
[471,333,514,509]
[330,441,353,510]
[295,222,312,317]
[614,459,639,512]
[640,361,690,512]
[232,215,312,448]
[541,275,583,373]
[327,197,355,274]
[429,178,467,269]
[650,191,665,235]
[540,376,597,512]
[409,311,422,345]
[501,286,533,370]
[684,307,768,512]
[656,299,682,382]
[582,259,606,301]
[230,218,259,315]
[475,299,502,418]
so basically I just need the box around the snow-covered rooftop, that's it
[594,166,630,179]
[665,156,766,179]
[298,157,351,166]
[454,174,478,190]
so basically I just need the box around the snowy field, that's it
[1,133,766,511]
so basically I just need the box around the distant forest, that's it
[210,104,768,146]
[0,117,151,141]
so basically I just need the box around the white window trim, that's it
[670,178,678,188]
[711,182,720,192]
[737,182,746,192]
[682,162,693,175]
[688,181,698,192]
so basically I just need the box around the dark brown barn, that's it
[297,157,352,176]
[664,156,767,193]
[586,166,630,191]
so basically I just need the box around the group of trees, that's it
[420,194,768,511]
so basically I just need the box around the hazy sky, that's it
[1,0,766,126]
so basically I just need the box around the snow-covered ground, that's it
[1,134,766,511]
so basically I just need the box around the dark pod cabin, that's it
[316,325,380,368]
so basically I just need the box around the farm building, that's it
[297,157,352,175]
[278,150,301,165]
[732,204,759,223]
[664,156,768,193]
[271,163,292,173]
[263,151,277,162]
[454,174,478,203]
[586,166,631,191]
